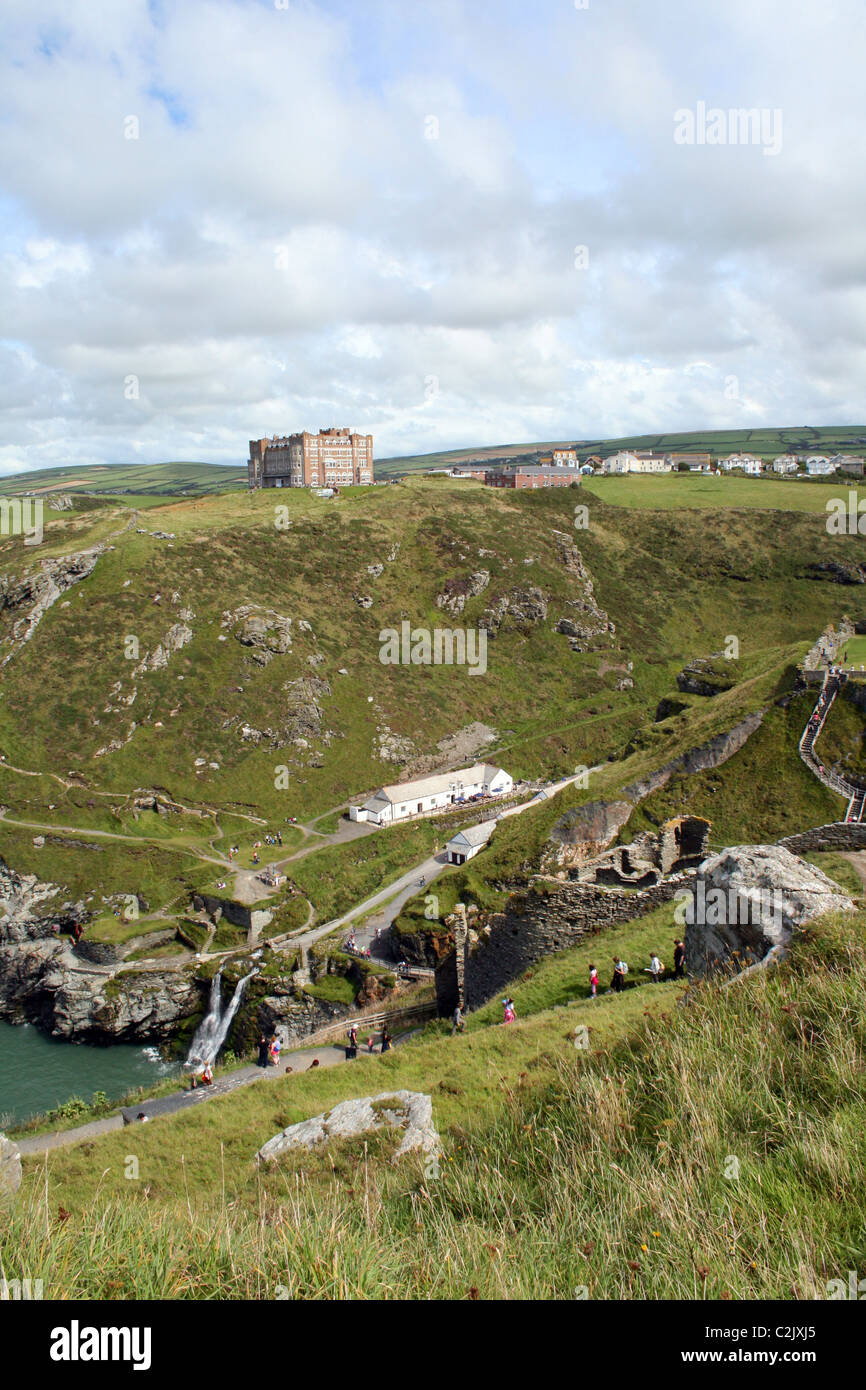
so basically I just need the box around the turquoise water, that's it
[0,1021,179,1127]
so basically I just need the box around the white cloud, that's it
[0,0,864,473]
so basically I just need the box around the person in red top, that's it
[589,965,598,998]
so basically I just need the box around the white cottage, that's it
[806,456,835,476]
[445,819,497,865]
[349,763,513,826]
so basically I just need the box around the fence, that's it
[296,997,439,1049]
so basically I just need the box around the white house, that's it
[630,451,672,473]
[602,450,670,474]
[720,453,763,475]
[772,455,799,474]
[349,763,513,826]
[445,819,496,865]
[601,451,636,474]
[806,456,835,476]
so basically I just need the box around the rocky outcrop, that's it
[684,845,854,977]
[376,726,417,764]
[548,799,634,863]
[235,612,292,665]
[676,655,735,697]
[133,621,194,675]
[231,676,332,750]
[621,709,765,803]
[256,1091,440,1164]
[805,562,866,586]
[436,570,490,616]
[0,1134,22,1195]
[481,586,547,635]
[545,710,765,871]
[0,856,202,1042]
[552,530,615,649]
[0,547,102,667]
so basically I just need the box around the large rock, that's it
[684,845,854,976]
[256,1091,440,1164]
[0,1134,22,1196]
[436,570,490,617]
[0,547,102,667]
[0,856,201,1041]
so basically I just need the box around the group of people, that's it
[345,1023,392,1058]
[593,940,686,996]
[257,1032,282,1067]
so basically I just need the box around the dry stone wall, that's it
[436,874,691,1013]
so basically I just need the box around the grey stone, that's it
[257,1091,440,1164]
[685,844,854,977]
[0,1133,22,1195]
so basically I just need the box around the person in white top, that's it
[645,953,664,983]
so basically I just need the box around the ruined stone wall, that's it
[436,874,691,1014]
[778,823,866,853]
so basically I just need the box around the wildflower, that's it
[640,1244,648,1252]
[653,1231,661,1238]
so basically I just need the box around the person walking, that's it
[257,1033,269,1068]
[611,957,626,993]
[589,964,598,999]
[381,1025,393,1053]
[502,997,515,1024]
[346,1024,358,1060]
[645,952,664,983]
[673,939,686,979]
[452,1002,465,1035]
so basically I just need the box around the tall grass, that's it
[3,912,863,1299]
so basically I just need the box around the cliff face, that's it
[0,858,202,1043]
[543,710,765,873]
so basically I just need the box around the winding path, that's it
[799,670,866,822]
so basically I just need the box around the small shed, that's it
[446,820,496,866]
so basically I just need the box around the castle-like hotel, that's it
[248,427,374,489]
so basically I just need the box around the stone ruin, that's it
[570,815,711,888]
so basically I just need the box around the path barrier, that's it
[296,998,439,1049]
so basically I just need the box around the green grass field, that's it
[582,472,865,512]
[4,906,864,1299]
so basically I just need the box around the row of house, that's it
[718,453,865,477]
[600,449,865,477]
[450,446,866,486]
[349,763,514,826]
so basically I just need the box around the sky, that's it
[1,0,865,473]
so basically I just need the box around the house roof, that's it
[447,820,497,849]
[372,762,507,806]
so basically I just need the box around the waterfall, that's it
[187,969,256,1067]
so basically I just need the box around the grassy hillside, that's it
[2,473,865,926]
[4,904,864,1299]
[0,461,245,497]
[378,425,866,476]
